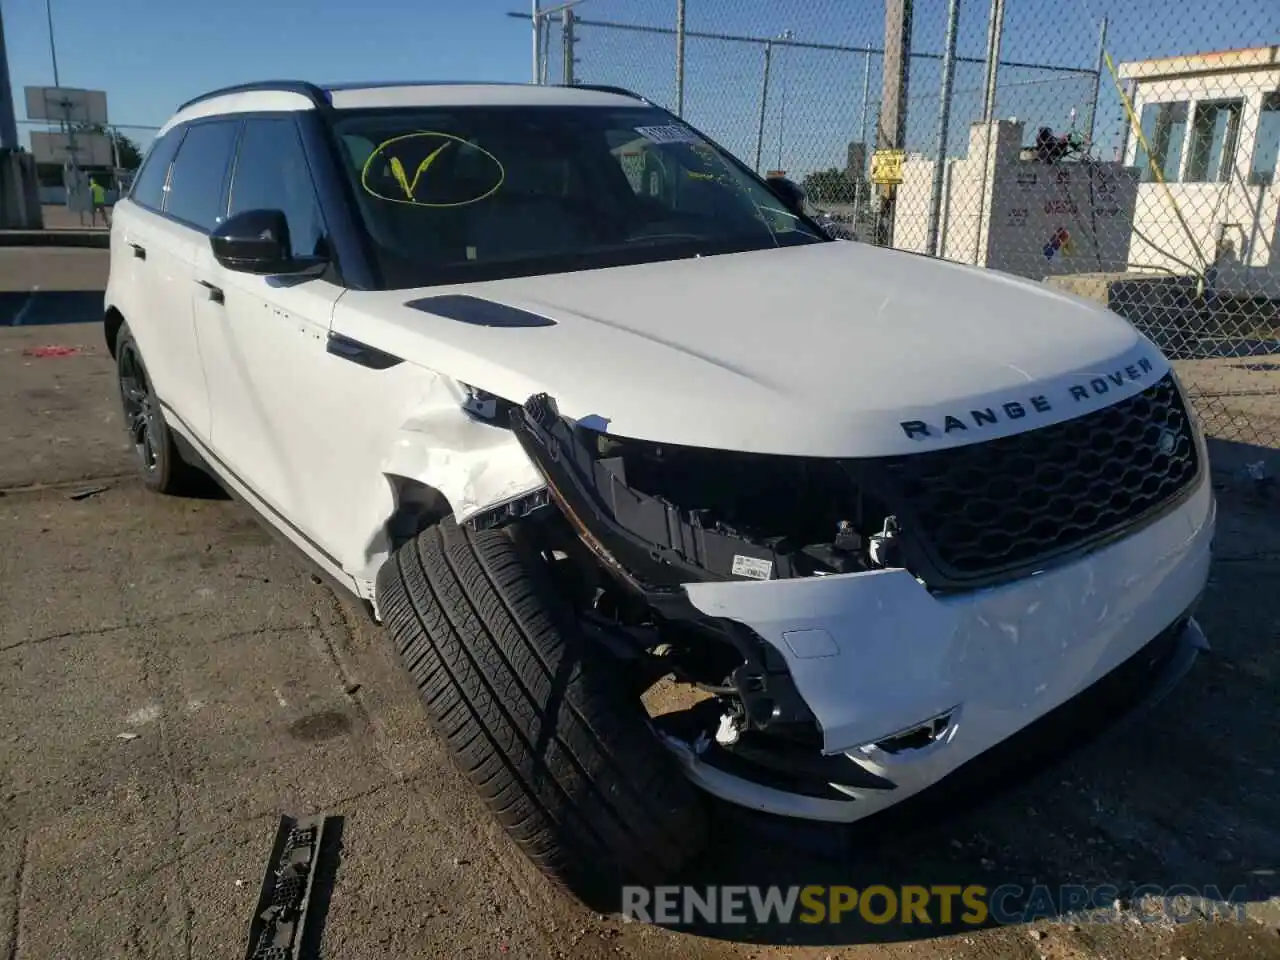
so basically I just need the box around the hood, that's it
[332,242,1169,458]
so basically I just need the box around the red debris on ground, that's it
[22,345,81,358]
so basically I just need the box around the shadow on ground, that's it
[657,437,1280,948]
[0,290,104,327]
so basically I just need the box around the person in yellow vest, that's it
[90,177,110,226]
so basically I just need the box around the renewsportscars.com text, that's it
[622,884,1249,927]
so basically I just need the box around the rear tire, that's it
[376,518,706,906]
[115,323,203,495]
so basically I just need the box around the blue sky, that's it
[4,0,1277,174]
[4,0,531,143]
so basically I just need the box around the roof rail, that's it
[176,81,329,113]
[564,83,647,101]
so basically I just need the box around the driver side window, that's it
[227,118,327,259]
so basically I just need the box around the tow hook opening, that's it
[863,708,959,756]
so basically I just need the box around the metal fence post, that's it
[754,40,773,172]
[925,0,960,257]
[675,0,687,116]
[972,0,1006,265]
[980,0,1005,122]
[854,50,872,226]
[531,0,541,82]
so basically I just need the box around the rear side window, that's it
[165,120,240,231]
[130,128,184,211]
[227,118,327,258]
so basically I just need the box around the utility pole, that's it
[674,0,686,117]
[562,8,576,85]
[875,0,911,247]
[0,5,19,150]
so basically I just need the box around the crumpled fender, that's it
[380,402,546,525]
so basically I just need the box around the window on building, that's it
[1249,92,1280,186]
[1186,99,1243,182]
[1135,101,1188,183]
[165,120,239,231]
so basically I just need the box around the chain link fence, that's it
[527,0,1280,453]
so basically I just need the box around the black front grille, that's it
[877,373,1200,586]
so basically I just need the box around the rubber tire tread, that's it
[115,323,204,496]
[376,518,706,904]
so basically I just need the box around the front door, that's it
[194,115,346,551]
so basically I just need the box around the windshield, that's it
[330,105,826,289]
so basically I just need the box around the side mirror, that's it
[765,175,807,217]
[210,209,317,275]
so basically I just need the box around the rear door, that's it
[126,119,239,444]
[110,125,214,441]
[108,126,182,346]
[193,115,347,547]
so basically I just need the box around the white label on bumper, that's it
[731,555,773,580]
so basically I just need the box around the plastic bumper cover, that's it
[672,476,1215,822]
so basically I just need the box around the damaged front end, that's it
[507,392,906,803]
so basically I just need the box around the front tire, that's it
[376,518,706,906]
[115,323,202,495]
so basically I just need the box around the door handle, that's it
[196,280,224,305]
[128,242,146,260]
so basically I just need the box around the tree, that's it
[71,122,144,170]
[801,167,856,205]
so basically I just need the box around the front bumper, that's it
[668,475,1216,822]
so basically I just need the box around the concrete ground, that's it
[2,251,1280,959]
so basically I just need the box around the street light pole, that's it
[531,0,541,83]
[754,40,773,173]
[45,0,60,86]
[775,28,793,171]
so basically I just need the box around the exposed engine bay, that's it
[506,392,904,591]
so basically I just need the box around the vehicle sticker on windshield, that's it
[360,131,505,207]
[634,124,703,146]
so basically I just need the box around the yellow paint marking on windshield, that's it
[388,140,453,201]
[360,131,505,208]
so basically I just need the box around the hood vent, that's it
[405,294,557,328]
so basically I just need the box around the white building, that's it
[1118,45,1280,298]
[893,119,1139,281]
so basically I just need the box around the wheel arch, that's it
[375,407,547,539]
[383,474,455,552]
[104,305,126,359]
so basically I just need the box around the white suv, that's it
[105,80,1215,904]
